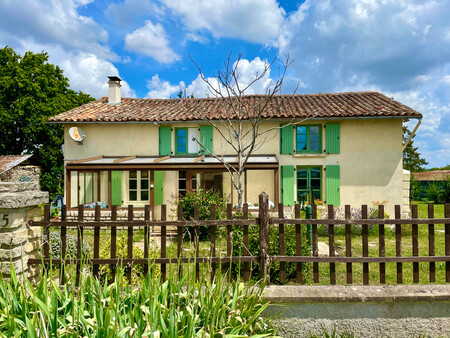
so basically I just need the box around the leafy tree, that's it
[402,125,428,172]
[0,46,93,197]
[409,174,422,201]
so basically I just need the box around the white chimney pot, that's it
[107,76,122,104]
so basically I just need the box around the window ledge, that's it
[293,153,326,158]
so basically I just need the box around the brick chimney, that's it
[108,76,122,104]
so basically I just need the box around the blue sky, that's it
[0,0,448,167]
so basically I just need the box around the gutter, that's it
[47,115,422,125]
[402,118,422,152]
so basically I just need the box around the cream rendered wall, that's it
[277,119,403,216]
[64,119,403,217]
[338,119,403,217]
[65,124,160,159]
[246,170,275,206]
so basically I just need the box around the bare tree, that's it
[187,53,301,209]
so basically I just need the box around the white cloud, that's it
[14,40,135,99]
[0,0,135,99]
[56,52,136,99]
[185,32,208,44]
[124,20,180,63]
[0,0,113,59]
[277,0,450,93]
[161,0,285,44]
[146,74,185,99]
[275,0,450,168]
[145,74,220,99]
[146,57,276,98]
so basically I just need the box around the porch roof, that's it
[66,155,279,170]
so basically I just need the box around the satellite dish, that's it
[69,127,86,145]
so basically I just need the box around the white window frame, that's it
[126,170,150,205]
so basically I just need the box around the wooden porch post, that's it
[77,171,80,207]
[186,170,192,192]
[66,169,71,209]
[108,170,112,209]
[97,171,101,202]
[274,167,280,206]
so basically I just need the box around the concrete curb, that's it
[263,284,450,303]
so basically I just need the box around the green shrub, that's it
[174,189,227,241]
[410,175,422,201]
[230,223,312,284]
[425,178,450,204]
[426,182,443,203]
[440,177,450,203]
[98,235,158,284]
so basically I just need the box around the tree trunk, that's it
[237,176,243,211]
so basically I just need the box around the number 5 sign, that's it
[0,214,9,227]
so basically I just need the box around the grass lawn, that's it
[309,201,447,285]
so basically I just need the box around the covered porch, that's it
[65,155,280,218]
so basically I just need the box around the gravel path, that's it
[272,317,450,337]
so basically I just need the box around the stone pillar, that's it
[402,169,411,218]
[0,182,48,281]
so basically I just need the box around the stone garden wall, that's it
[0,181,48,281]
[0,165,41,182]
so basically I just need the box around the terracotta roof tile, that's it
[412,170,450,181]
[48,91,422,123]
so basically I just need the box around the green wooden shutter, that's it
[154,171,164,205]
[280,124,294,154]
[199,125,213,155]
[111,171,122,206]
[326,123,340,154]
[326,165,340,206]
[159,126,172,156]
[281,165,295,206]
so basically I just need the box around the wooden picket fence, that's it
[28,193,450,286]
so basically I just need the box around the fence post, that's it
[445,203,450,282]
[259,192,270,284]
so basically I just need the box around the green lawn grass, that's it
[307,201,447,285]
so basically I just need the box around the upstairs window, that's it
[176,128,199,155]
[296,125,322,153]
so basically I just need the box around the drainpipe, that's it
[402,119,422,152]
